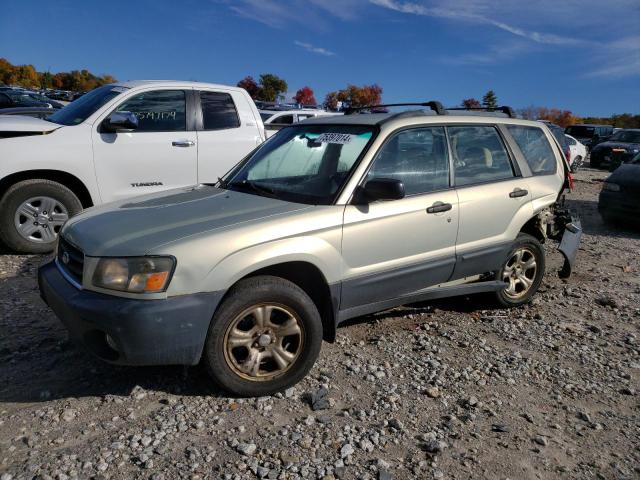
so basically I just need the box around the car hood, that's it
[62,186,313,257]
[594,141,640,151]
[0,114,60,132]
[606,164,640,190]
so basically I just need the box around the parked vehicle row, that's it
[590,129,640,170]
[599,151,640,224]
[260,109,340,137]
[37,101,582,396]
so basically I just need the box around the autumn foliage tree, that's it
[461,98,482,108]
[323,84,383,111]
[237,76,261,99]
[518,106,579,128]
[0,57,116,91]
[293,86,316,105]
[236,73,288,102]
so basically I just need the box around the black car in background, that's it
[565,124,614,150]
[0,106,58,119]
[598,153,640,225]
[0,90,55,110]
[590,129,640,170]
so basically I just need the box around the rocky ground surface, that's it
[0,167,638,480]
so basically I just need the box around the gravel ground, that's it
[0,167,638,480]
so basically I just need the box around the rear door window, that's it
[200,91,240,130]
[449,126,515,186]
[116,90,186,132]
[506,125,557,175]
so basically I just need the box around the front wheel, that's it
[203,276,323,397]
[494,234,545,307]
[0,179,83,253]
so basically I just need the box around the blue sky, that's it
[2,0,639,116]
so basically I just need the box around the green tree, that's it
[482,90,498,110]
[258,74,288,102]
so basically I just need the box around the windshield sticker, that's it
[316,133,353,144]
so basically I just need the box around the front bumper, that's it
[38,261,223,366]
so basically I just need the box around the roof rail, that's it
[345,101,445,116]
[446,105,516,118]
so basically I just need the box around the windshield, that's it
[47,85,128,126]
[224,125,375,205]
[608,130,640,143]
[566,126,595,138]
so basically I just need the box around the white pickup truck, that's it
[0,81,265,253]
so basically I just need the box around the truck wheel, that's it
[0,179,83,253]
[203,276,323,397]
[494,234,545,307]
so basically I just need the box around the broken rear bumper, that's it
[557,214,582,279]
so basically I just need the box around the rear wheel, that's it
[0,179,83,253]
[494,234,545,307]
[203,276,323,397]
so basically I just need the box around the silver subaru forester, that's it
[39,102,582,396]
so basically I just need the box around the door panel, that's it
[92,89,197,203]
[448,125,533,279]
[196,90,262,183]
[341,191,459,309]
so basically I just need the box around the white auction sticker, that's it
[316,133,353,144]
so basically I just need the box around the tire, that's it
[494,234,545,308]
[0,179,83,254]
[570,156,581,173]
[203,275,323,397]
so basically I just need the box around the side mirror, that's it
[355,178,405,203]
[102,111,138,132]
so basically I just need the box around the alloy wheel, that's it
[223,303,304,381]
[502,247,537,299]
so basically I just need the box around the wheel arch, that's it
[223,261,339,343]
[0,170,94,208]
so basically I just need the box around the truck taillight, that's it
[565,147,571,163]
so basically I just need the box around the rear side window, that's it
[200,91,240,130]
[116,90,186,132]
[507,125,557,175]
[368,127,450,195]
[449,126,514,187]
[273,114,294,125]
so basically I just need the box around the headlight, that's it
[92,257,175,293]
[603,182,621,192]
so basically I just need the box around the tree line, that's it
[237,73,382,111]
[0,58,117,92]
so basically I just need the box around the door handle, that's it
[427,201,452,214]
[509,188,528,198]
[172,140,195,147]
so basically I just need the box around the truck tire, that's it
[494,234,545,307]
[203,275,323,397]
[0,179,83,253]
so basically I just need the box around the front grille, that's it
[57,237,84,286]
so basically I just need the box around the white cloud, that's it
[587,35,640,78]
[369,0,583,45]
[294,41,336,56]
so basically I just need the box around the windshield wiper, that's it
[228,179,277,198]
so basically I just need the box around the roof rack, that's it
[345,101,445,116]
[446,105,516,118]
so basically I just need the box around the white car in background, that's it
[0,80,265,253]
[565,134,587,172]
[260,109,341,137]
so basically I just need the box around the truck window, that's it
[116,90,186,132]
[200,91,240,130]
[507,125,557,175]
